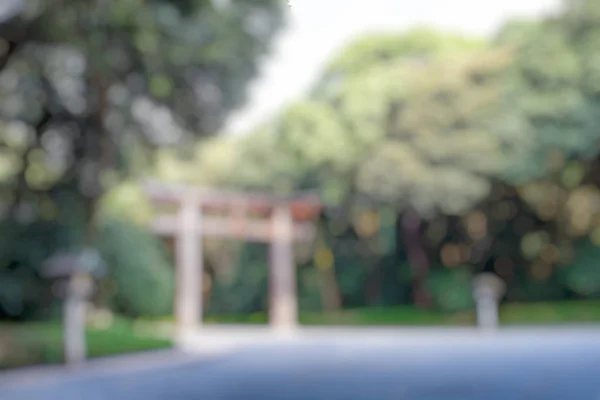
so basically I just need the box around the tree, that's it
[302,28,525,306]
[312,28,484,97]
[201,30,524,307]
[495,1,600,183]
[0,0,285,236]
[353,50,520,213]
[350,49,525,305]
[0,0,286,319]
[487,0,600,252]
[479,0,600,295]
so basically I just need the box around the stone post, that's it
[472,273,506,330]
[63,271,93,366]
[41,249,105,366]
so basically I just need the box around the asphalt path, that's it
[1,328,600,400]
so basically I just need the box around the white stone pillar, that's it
[269,205,298,331]
[175,198,203,337]
[473,273,506,331]
[63,271,92,366]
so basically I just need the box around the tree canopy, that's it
[0,0,285,220]
[176,0,600,309]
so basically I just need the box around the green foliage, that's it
[226,126,295,193]
[97,218,174,318]
[426,267,474,312]
[207,243,268,315]
[275,101,357,175]
[496,0,600,182]
[0,0,286,216]
[297,267,324,312]
[351,49,520,216]
[560,241,600,297]
[98,180,154,225]
[289,29,530,218]
[315,28,484,92]
[0,220,77,320]
[186,20,600,311]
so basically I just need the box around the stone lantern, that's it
[41,248,106,366]
[472,273,506,330]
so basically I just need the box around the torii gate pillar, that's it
[175,197,203,334]
[269,205,297,330]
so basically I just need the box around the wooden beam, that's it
[149,215,316,242]
[142,180,321,209]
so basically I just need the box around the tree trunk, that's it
[317,266,341,311]
[401,210,431,307]
[314,225,342,311]
[364,253,383,306]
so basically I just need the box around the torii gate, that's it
[142,180,321,336]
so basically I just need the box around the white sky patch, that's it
[225,0,560,136]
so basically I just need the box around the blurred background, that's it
[2,0,600,370]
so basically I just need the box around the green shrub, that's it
[559,240,600,298]
[207,243,268,315]
[426,266,474,312]
[97,218,174,318]
[0,220,76,321]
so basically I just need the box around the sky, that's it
[224,0,560,135]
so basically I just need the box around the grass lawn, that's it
[499,300,600,325]
[159,300,600,326]
[3,300,600,370]
[0,318,172,370]
[203,306,474,325]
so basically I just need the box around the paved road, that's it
[1,328,600,400]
